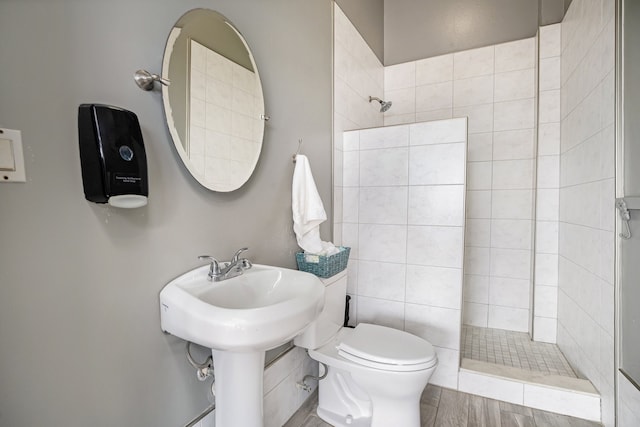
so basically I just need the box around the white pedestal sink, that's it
[159,264,324,427]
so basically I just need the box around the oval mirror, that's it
[162,9,265,192]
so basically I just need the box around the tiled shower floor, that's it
[462,325,580,379]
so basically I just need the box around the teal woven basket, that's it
[296,247,351,278]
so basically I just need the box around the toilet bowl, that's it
[294,271,438,427]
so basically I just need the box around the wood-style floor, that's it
[285,384,601,427]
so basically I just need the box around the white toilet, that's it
[294,270,438,427]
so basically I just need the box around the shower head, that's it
[369,96,392,113]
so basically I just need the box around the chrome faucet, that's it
[198,248,252,282]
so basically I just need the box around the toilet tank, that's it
[294,269,347,350]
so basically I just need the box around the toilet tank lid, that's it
[337,323,436,366]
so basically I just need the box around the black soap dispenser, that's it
[78,104,148,208]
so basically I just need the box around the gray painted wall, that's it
[335,0,384,63]
[0,1,332,426]
[384,0,569,65]
[336,0,571,66]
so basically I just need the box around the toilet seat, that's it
[336,323,437,372]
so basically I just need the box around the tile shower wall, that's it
[341,118,468,389]
[333,3,384,247]
[533,24,561,344]
[383,38,537,333]
[557,0,615,425]
[619,373,640,427]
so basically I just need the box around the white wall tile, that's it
[536,189,560,221]
[494,38,535,72]
[263,347,306,394]
[384,87,415,116]
[539,90,561,123]
[405,303,461,350]
[453,46,495,79]
[409,118,467,145]
[537,155,560,189]
[342,223,359,259]
[464,274,490,304]
[488,305,529,332]
[523,384,600,421]
[429,347,460,389]
[384,113,416,126]
[406,265,462,309]
[465,218,491,247]
[359,147,408,187]
[467,132,493,161]
[415,109,453,123]
[416,81,453,113]
[492,159,534,190]
[538,123,561,156]
[490,248,531,280]
[359,186,408,225]
[453,75,494,107]
[408,185,465,226]
[343,150,359,186]
[409,143,466,185]
[491,190,533,219]
[416,54,453,85]
[356,296,405,330]
[385,62,416,91]
[539,24,561,59]
[556,0,614,401]
[490,219,532,250]
[534,285,558,318]
[453,104,494,134]
[342,187,359,223]
[539,57,561,91]
[359,125,408,150]
[466,190,492,219]
[493,129,535,160]
[458,370,524,404]
[533,316,557,343]
[263,349,317,427]
[463,302,489,327]
[358,224,407,263]
[464,247,491,275]
[407,226,464,268]
[343,130,360,151]
[357,260,406,301]
[619,373,640,427]
[494,69,535,102]
[467,162,492,190]
[489,277,530,309]
[347,260,358,295]
[535,221,559,254]
[494,98,535,131]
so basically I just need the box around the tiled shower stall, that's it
[332,0,615,424]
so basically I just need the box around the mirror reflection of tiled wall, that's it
[189,40,262,190]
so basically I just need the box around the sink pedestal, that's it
[212,349,266,427]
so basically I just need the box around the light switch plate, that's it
[0,128,26,182]
[0,138,15,171]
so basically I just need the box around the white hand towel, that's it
[292,154,338,255]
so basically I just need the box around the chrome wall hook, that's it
[616,198,632,239]
[134,69,170,91]
[293,138,303,163]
